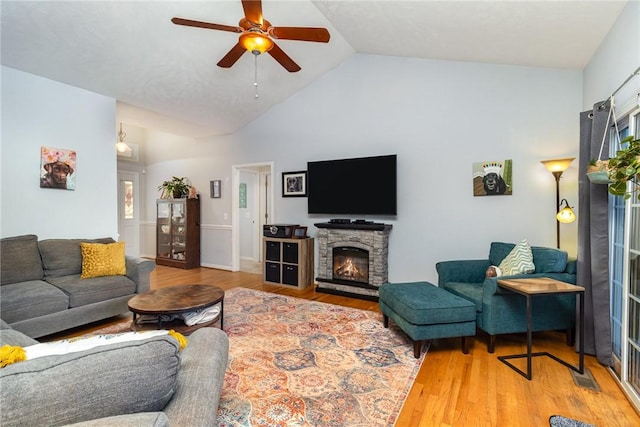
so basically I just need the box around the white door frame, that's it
[232,162,274,271]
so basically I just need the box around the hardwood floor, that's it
[56,265,640,426]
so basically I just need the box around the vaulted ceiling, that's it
[1,1,627,138]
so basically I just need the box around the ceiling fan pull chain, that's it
[254,53,259,99]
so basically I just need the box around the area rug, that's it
[549,415,596,427]
[218,288,426,427]
[86,287,426,426]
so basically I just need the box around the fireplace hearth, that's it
[315,222,392,300]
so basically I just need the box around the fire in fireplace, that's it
[332,246,369,284]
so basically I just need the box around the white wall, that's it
[583,1,640,111]
[1,66,118,239]
[142,55,582,283]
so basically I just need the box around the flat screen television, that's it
[307,154,397,216]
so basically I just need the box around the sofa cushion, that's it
[45,275,136,308]
[0,335,180,427]
[80,241,126,279]
[38,238,115,278]
[0,281,69,324]
[0,235,44,285]
[0,327,39,348]
[531,247,568,273]
[489,241,568,274]
[442,281,484,312]
[498,239,535,276]
[489,242,515,266]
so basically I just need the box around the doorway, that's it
[232,162,274,272]
[117,171,140,257]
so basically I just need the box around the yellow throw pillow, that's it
[80,241,126,278]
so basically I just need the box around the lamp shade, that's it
[556,207,576,223]
[239,32,274,54]
[541,158,575,173]
[556,199,576,224]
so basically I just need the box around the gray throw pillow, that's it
[0,234,44,285]
[0,335,180,427]
[38,237,115,277]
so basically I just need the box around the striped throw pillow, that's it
[498,239,535,276]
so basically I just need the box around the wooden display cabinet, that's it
[263,237,314,289]
[156,198,200,269]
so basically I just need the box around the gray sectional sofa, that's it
[0,320,229,426]
[0,234,155,338]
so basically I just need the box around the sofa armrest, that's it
[64,412,168,427]
[163,327,229,426]
[126,257,156,294]
[436,259,490,286]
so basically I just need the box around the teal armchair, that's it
[436,242,577,352]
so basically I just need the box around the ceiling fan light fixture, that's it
[239,31,273,55]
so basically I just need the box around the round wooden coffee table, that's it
[128,284,224,335]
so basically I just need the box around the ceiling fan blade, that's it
[269,27,330,43]
[217,43,247,68]
[171,17,242,33]
[241,0,263,26]
[268,43,301,73]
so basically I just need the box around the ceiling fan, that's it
[171,0,330,73]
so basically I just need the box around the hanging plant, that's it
[158,176,191,199]
[586,159,611,184]
[607,135,640,200]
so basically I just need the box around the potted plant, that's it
[607,135,640,200]
[586,158,611,184]
[158,176,191,199]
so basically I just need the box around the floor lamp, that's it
[541,158,576,248]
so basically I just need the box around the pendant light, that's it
[116,123,130,153]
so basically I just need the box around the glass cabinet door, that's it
[171,201,186,260]
[157,202,171,259]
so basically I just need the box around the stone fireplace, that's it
[315,222,392,300]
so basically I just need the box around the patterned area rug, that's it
[218,287,425,427]
[549,415,595,427]
[86,287,426,426]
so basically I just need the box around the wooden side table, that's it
[496,277,585,380]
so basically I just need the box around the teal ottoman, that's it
[379,281,476,358]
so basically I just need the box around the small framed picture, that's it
[210,180,221,198]
[292,226,308,239]
[282,171,307,197]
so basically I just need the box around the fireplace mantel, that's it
[314,222,392,232]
